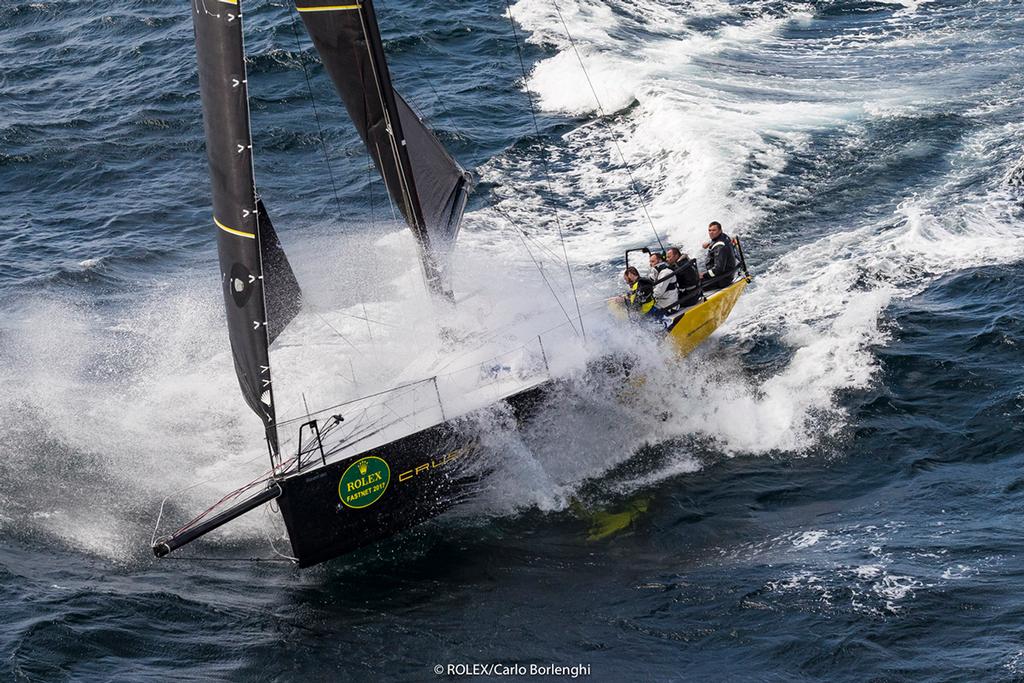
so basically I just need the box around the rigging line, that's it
[274,309,390,402]
[504,0,586,340]
[550,0,665,253]
[326,412,410,461]
[367,140,376,225]
[358,60,380,341]
[489,207,586,303]
[276,361,424,431]
[320,410,417,460]
[317,305,398,328]
[378,0,454,125]
[170,458,294,537]
[275,376,435,427]
[308,406,376,462]
[373,1,590,322]
[308,309,396,376]
[287,5,343,216]
[150,440,292,545]
[344,384,420,440]
[312,311,364,357]
[357,5,421,234]
[433,297,608,378]
[262,506,299,562]
[440,294,609,358]
[488,198,566,269]
[485,196,569,267]
[309,395,422,465]
[373,141,401,222]
[492,203,579,336]
[365,156,377,337]
[332,399,421,454]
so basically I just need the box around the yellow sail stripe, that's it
[217,0,238,5]
[296,4,362,12]
[214,216,255,239]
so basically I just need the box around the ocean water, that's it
[2,0,1024,679]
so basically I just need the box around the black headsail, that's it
[295,0,473,293]
[192,0,301,456]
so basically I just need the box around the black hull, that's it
[276,384,547,567]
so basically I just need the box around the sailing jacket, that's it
[649,262,678,310]
[705,233,737,280]
[671,258,702,305]
[671,258,700,290]
[627,278,655,314]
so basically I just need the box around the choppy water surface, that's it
[2,0,1023,679]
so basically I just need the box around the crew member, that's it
[648,251,678,313]
[666,246,701,307]
[619,266,654,315]
[700,221,737,291]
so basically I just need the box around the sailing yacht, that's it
[152,0,750,568]
[154,0,557,567]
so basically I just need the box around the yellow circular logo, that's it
[338,456,390,509]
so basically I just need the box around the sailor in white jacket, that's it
[647,252,678,313]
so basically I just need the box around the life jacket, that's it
[628,279,655,314]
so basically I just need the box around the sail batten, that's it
[296,0,473,289]
[192,0,301,455]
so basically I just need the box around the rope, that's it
[504,0,586,340]
[287,6,343,216]
[489,202,578,336]
[485,189,568,267]
[290,3,388,344]
[149,445,280,545]
[275,376,436,428]
[550,0,666,254]
[263,506,299,562]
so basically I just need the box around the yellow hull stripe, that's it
[296,4,362,12]
[214,216,255,239]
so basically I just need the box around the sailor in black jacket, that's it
[666,246,701,307]
[701,221,737,291]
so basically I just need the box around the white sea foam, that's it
[77,257,103,269]
[488,0,1024,464]
[792,530,828,549]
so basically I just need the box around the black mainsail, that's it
[192,0,301,455]
[295,0,472,291]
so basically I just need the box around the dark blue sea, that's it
[3,0,1024,679]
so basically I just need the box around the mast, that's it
[357,0,428,241]
[192,0,300,458]
[295,0,473,296]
